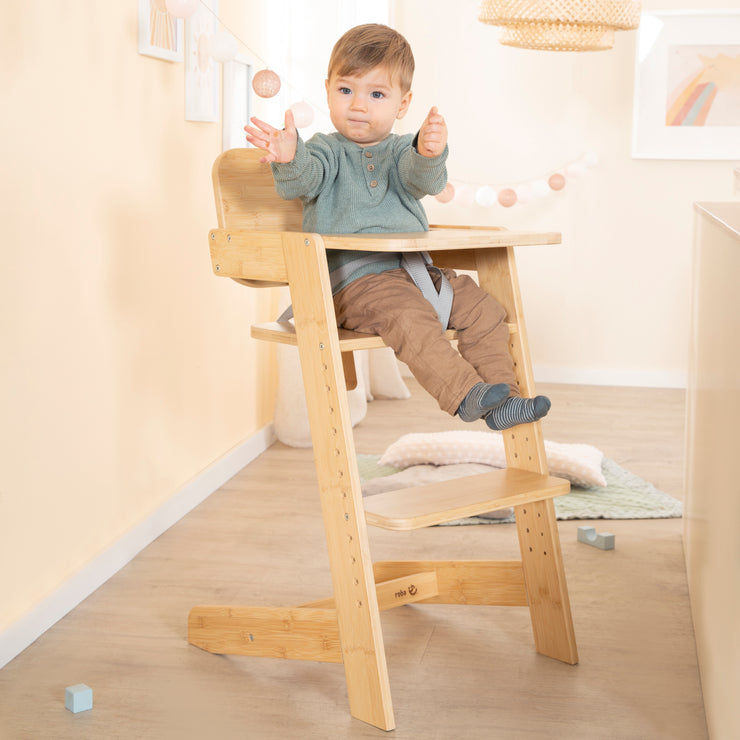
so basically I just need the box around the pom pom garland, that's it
[436,152,598,208]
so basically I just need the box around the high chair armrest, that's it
[209,228,292,283]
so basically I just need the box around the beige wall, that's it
[394,0,740,387]
[0,2,280,633]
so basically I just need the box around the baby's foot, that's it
[485,395,551,430]
[456,382,510,422]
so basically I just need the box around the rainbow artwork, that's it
[665,45,740,127]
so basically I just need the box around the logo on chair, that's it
[395,583,417,599]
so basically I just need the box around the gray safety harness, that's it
[278,251,453,328]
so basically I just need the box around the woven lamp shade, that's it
[478,0,641,51]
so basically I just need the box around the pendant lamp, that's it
[478,0,641,51]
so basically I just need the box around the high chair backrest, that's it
[212,148,302,231]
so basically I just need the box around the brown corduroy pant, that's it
[333,267,519,416]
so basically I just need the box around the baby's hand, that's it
[417,106,448,158]
[244,109,298,164]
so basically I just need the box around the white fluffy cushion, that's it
[379,430,606,488]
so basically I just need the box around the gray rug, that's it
[357,455,683,524]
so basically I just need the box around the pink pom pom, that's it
[290,101,314,128]
[497,188,518,208]
[435,183,455,203]
[165,0,199,18]
[252,69,281,98]
[548,173,566,191]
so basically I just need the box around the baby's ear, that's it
[397,90,413,119]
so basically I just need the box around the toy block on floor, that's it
[65,684,93,713]
[577,526,615,550]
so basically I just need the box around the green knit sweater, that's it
[271,131,448,292]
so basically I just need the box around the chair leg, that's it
[516,500,579,664]
[282,232,395,731]
[477,246,578,665]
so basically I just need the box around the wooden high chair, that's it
[188,148,578,731]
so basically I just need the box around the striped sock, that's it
[485,395,551,430]
[456,382,510,422]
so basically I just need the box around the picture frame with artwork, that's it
[222,54,256,151]
[138,0,184,62]
[632,10,740,160]
[185,0,219,122]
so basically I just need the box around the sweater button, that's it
[370,180,378,188]
[364,151,373,158]
[367,164,375,171]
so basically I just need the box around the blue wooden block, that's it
[65,684,93,713]
[577,526,615,550]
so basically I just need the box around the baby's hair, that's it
[328,24,415,93]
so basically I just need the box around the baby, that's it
[245,23,550,431]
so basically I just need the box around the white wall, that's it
[394,0,740,388]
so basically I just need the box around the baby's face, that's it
[325,66,412,147]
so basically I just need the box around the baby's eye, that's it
[371,91,385,99]
[339,87,351,95]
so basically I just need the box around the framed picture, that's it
[138,0,184,62]
[185,0,219,122]
[632,10,740,160]
[222,55,256,151]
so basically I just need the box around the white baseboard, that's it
[533,366,688,389]
[0,424,275,670]
[401,361,687,390]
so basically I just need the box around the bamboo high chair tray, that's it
[190,148,578,732]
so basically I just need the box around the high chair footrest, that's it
[363,468,570,531]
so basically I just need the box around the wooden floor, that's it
[0,382,707,739]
